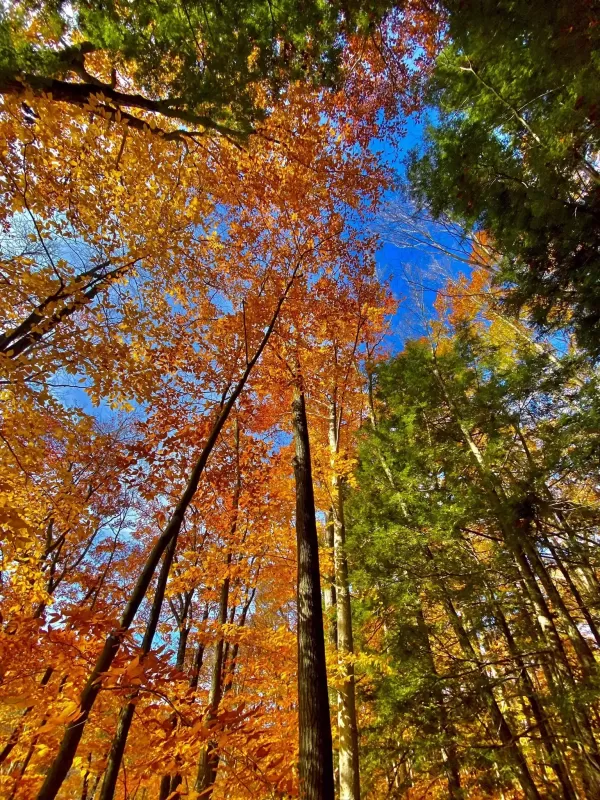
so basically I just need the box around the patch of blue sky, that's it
[370,111,476,349]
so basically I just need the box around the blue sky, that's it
[370,114,473,350]
[56,111,469,418]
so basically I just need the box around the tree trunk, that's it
[0,666,53,766]
[167,603,210,798]
[99,534,178,800]
[414,604,462,799]
[223,585,257,694]
[194,556,231,798]
[328,400,360,800]
[292,380,335,800]
[425,548,541,800]
[323,512,338,647]
[196,420,240,798]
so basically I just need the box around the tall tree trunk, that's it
[196,419,240,799]
[99,534,178,800]
[292,378,335,800]
[158,775,171,800]
[425,548,541,800]
[323,512,338,647]
[194,556,232,797]
[35,267,300,800]
[328,400,360,800]
[414,604,462,799]
[157,590,193,797]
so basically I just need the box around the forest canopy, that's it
[1,2,600,799]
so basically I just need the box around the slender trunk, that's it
[196,420,240,798]
[189,604,211,692]
[223,585,257,694]
[0,666,53,765]
[414,604,462,799]
[158,775,171,800]
[195,554,231,797]
[323,512,338,647]
[175,616,191,672]
[99,534,178,800]
[35,268,299,800]
[167,603,210,798]
[328,400,360,800]
[292,379,335,800]
[80,755,92,800]
[425,548,541,800]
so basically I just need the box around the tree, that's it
[409,0,600,354]
[0,5,444,797]
[292,367,335,800]
[0,0,400,138]
[347,313,600,798]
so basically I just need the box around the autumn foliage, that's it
[5,3,600,800]
[0,2,443,797]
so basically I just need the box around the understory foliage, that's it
[349,295,600,799]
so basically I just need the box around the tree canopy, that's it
[409,0,600,353]
[1,0,399,136]
[2,2,600,799]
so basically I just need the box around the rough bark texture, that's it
[292,383,335,800]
